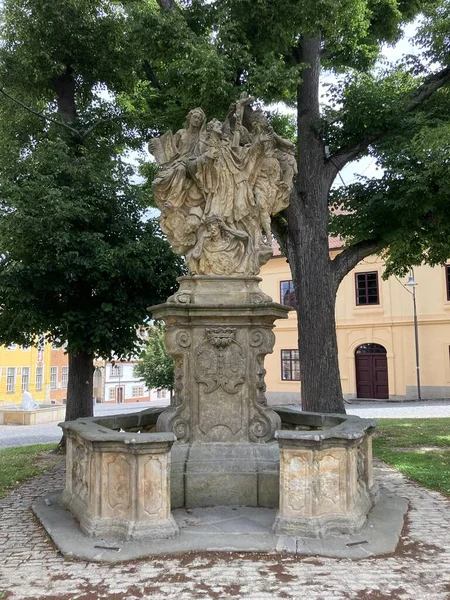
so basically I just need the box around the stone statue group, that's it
[149,94,297,277]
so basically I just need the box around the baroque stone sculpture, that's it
[147,96,296,507]
[149,94,296,276]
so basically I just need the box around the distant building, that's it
[103,360,150,404]
[0,338,52,404]
[259,245,450,403]
[49,346,69,404]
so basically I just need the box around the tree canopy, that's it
[134,323,174,393]
[0,0,185,420]
[1,0,449,414]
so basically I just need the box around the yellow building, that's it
[260,249,450,403]
[0,339,52,404]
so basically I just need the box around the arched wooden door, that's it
[355,344,389,399]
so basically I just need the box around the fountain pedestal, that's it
[151,275,290,508]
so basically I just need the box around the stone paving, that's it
[1,461,450,599]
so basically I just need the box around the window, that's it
[157,389,167,399]
[7,368,15,393]
[280,280,296,308]
[61,366,68,389]
[355,272,379,305]
[281,350,300,381]
[110,364,123,377]
[108,387,116,401]
[446,266,450,301]
[21,367,30,392]
[132,386,144,398]
[50,367,57,389]
[35,366,43,391]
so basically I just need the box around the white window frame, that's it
[7,367,15,393]
[61,366,68,389]
[132,386,144,398]
[108,387,116,401]
[110,364,123,378]
[21,367,30,392]
[50,366,58,390]
[35,366,43,391]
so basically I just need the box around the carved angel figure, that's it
[147,97,296,277]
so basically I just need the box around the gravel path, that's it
[1,460,450,599]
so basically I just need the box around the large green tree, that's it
[2,0,449,417]
[0,0,185,421]
[138,0,450,413]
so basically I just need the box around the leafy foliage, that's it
[330,86,450,277]
[134,323,174,392]
[0,0,185,419]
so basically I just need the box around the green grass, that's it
[373,418,450,496]
[0,443,60,499]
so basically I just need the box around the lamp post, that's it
[405,269,422,401]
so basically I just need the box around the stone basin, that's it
[273,407,378,537]
[0,403,66,425]
[58,406,377,540]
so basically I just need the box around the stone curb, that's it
[32,487,408,563]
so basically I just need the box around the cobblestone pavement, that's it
[2,400,450,449]
[1,462,450,600]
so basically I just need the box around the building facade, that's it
[49,347,69,404]
[103,361,150,404]
[260,252,450,403]
[0,340,52,404]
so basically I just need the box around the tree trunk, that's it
[287,36,345,414]
[65,351,94,421]
[287,210,344,414]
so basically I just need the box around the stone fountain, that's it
[34,96,381,557]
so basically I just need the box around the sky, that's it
[338,19,421,185]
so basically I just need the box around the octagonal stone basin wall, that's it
[60,406,377,540]
[60,408,178,541]
[273,407,378,537]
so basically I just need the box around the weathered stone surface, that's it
[151,275,288,508]
[152,276,289,447]
[0,405,66,425]
[148,95,297,277]
[272,413,378,538]
[60,419,178,541]
[171,442,279,509]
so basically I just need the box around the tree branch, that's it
[0,88,79,136]
[80,115,125,141]
[331,238,383,285]
[143,60,162,90]
[329,65,450,174]
[155,0,177,9]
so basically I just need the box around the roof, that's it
[271,235,343,256]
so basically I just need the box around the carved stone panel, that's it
[143,456,164,518]
[315,450,347,516]
[72,439,89,506]
[284,453,310,515]
[104,454,131,517]
[195,327,245,440]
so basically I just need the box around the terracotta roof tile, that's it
[271,236,343,256]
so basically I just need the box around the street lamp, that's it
[405,269,422,401]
